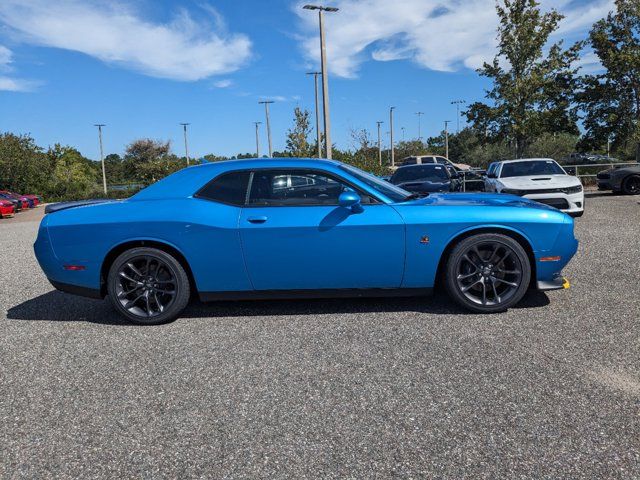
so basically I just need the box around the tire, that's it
[622,175,640,195]
[107,247,190,325]
[444,233,531,313]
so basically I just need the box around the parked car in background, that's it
[389,164,462,194]
[0,190,31,209]
[564,153,601,165]
[401,155,470,172]
[0,199,15,218]
[485,159,584,217]
[597,164,640,195]
[0,192,22,213]
[36,158,578,324]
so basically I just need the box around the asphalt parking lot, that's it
[1,194,639,478]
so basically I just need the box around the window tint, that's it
[197,171,250,205]
[248,169,374,206]
[500,160,565,178]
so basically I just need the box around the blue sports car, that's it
[34,158,578,324]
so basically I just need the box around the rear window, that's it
[196,171,250,205]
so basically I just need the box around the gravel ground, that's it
[1,194,639,479]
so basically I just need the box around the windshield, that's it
[500,160,565,178]
[391,165,449,183]
[339,164,411,202]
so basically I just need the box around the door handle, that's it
[247,216,268,224]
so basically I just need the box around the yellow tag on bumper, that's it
[562,278,570,289]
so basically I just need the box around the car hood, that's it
[499,174,580,189]
[401,192,559,211]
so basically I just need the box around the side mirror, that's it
[338,191,362,212]
[487,172,496,179]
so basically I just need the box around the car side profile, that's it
[484,159,584,217]
[35,158,578,324]
[596,164,640,195]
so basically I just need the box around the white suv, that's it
[485,158,584,217]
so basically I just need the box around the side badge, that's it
[420,235,429,244]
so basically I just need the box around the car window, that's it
[247,169,375,206]
[403,157,417,165]
[196,171,251,206]
[391,165,450,183]
[500,160,565,178]
[435,157,448,164]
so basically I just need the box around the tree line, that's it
[0,0,638,201]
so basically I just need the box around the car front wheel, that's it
[107,247,190,325]
[622,175,640,195]
[445,233,531,313]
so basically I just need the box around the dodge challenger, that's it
[35,158,578,324]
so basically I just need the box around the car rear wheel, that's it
[622,175,640,195]
[107,247,190,325]
[445,233,531,313]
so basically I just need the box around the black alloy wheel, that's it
[445,233,531,313]
[107,247,190,324]
[622,175,640,195]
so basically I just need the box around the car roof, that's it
[395,163,444,169]
[131,157,347,201]
[495,158,557,164]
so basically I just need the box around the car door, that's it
[239,168,405,291]
[485,163,498,191]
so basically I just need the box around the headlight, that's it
[501,188,523,196]
[563,184,583,194]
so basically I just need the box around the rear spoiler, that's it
[44,199,116,214]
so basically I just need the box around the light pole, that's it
[303,4,339,159]
[306,71,322,158]
[415,111,424,140]
[180,123,190,166]
[401,126,406,142]
[451,100,466,133]
[376,121,383,166]
[444,120,451,159]
[94,124,107,195]
[258,100,274,157]
[253,121,262,157]
[389,106,395,167]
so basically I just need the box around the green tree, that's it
[285,107,314,157]
[46,145,97,200]
[466,0,582,158]
[0,132,50,194]
[578,0,640,160]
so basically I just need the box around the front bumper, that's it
[522,191,584,214]
[537,274,570,291]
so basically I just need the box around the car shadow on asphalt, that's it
[6,289,550,326]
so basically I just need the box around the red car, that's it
[0,190,34,209]
[0,199,15,218]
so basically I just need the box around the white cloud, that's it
[0,44,38,91]
[213,79,234,88]
[294,0,614,78]
[0,0,252,81]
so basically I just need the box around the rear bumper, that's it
[49,280,103,299]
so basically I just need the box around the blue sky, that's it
[0,0,613,160]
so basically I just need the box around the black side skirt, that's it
[49,280,103,299]
[199,287,432,302]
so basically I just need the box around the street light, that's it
[180,123,190,166]
[444,120,451,159]
[94,124,107,195]
[306,71,322,158]
[258,100,274,157]
[376,121,384,166]
[451,100,466,133]
[415,111,424,140]
[401,126,406,142]
[253,121,262,157]
[389,106,395,167]
[303,4,339,159]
